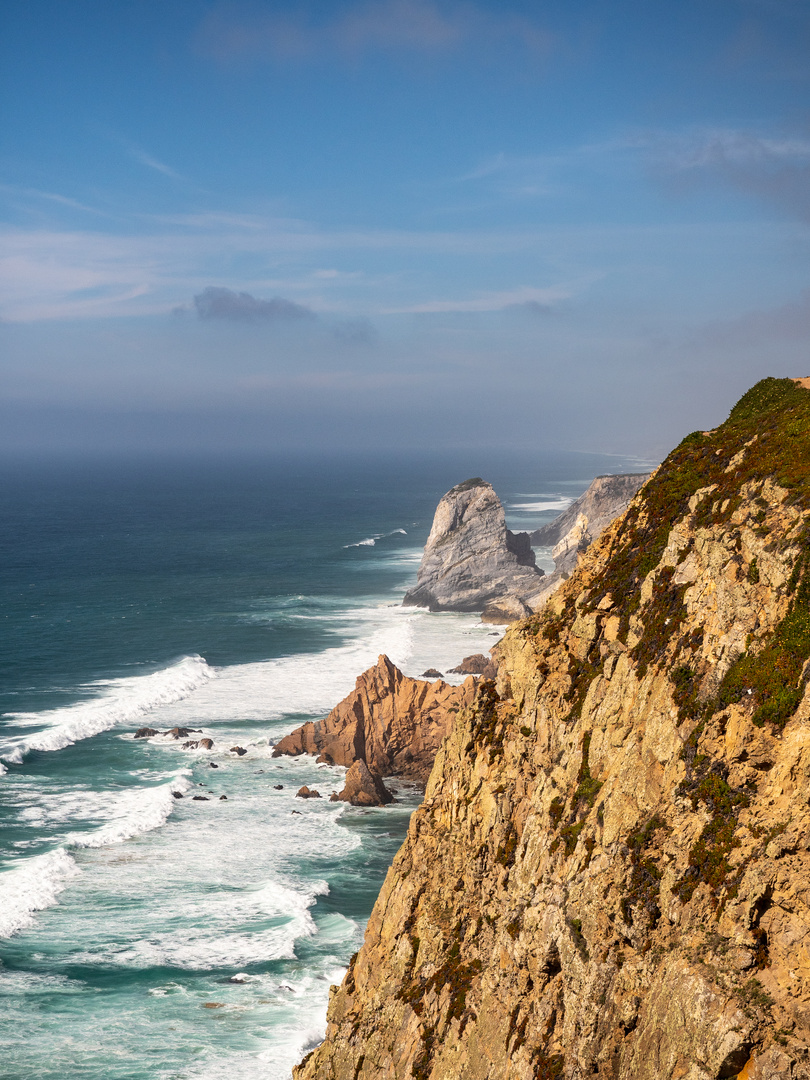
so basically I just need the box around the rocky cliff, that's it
[532,473,652,577]
[272,654,477,784]
[295,378,810,1080]
[402,479,545,618]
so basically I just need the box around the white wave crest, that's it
[1,656,215,766]
[508,497,572,512]
[0,848,80,938]
[64,774,192,849]
[343,528,407,548]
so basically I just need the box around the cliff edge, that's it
[296,378,810,1080]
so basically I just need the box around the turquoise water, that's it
[0,450,647,1079]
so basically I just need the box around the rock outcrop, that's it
[531,472,652,575]
[295,378,810,1080]
[448,654,498,679]
[402,479,544,615]
[335,760,395,806]
[272,654,477,784]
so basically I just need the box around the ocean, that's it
[0,448,648,1079]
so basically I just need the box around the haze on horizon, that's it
[1,0,809,461]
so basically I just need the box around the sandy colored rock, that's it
[448,653,497,678]
[336,760,394,806]
[272,654,477,783]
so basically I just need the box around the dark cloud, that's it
[194,286,316,322]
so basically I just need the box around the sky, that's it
[1,0,809,459]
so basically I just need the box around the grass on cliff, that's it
[574,378,810,733]
[584,377,810,621]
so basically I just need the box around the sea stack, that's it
[402,478,544,616]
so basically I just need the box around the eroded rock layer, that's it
[402,478,544,615]
[296,378,810,1080]
[272,654,477,783]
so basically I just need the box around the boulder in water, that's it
[336,760,394,807]
[230,746,247,756]
[296,785,321,799]
[134,727,159,738]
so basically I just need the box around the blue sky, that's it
[1,0,809,457]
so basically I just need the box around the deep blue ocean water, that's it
[0,449,649,1079]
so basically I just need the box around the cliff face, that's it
[296,379,810,1080]
[272,654,477,783]
[402,479,544,616]
[531,474,651,558]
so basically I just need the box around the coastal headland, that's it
[285,378,810,1080]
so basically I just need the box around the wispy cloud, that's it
[120,140,184,181]
[0,185,117,219]
[194,0,554,64]
[385,285,570,314]
[635,125,810,220]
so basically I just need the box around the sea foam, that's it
[1,655,215,765]
[63,774,192,849]
[0,848,80,938]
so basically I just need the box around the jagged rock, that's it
[448,653,497,678]
[421,668,443,678]
[134,727,159,738]
[166,726,201,740]
[294,378,810,1080]
[296,786,321,799]
[530,472,651,554]
[316,753,334,764]
[272,654,476,783]
[336,760,395,807]
[230,746,247,756]
[402,478,544,612]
